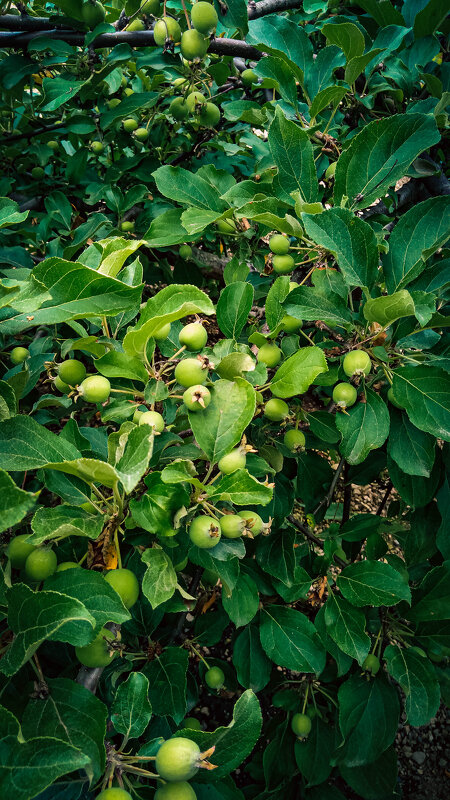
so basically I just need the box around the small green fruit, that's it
[186,91,207,112]
[269,234,290,255]
[91,141,105,154]
[272,254,295,274]
[153,16,182,46]
[25,548,57,581]
[155,737,201,782]
[332,382,358,408]
[58,359,86,386]
[179,244,193,259]
[104,568,140,609]
[153,322,171,340]
[126,19,145,30]
[342,350,371,377]
[56,561,80,572]
[7,535,36,569]
[79,375,111,403]
[31,167,45,180]
[191,2,218,34]
[189,516,221,548]
[291,713,312,738]
[175,358,207,388]
[264,397,289,421]
[75,626,117,668]
[141,0,161,13]
[179,322,207,351]
[238,510,264,536]
[120,220,135,232]
[54,375,70,393]
[363,653,380,675]
[139,410,165,432]
[218,447,246,474]
[220,514,245,539]
[183,717,202,730]
[47,140,59,151]
[134,127,149,140]
[96,789,133,800]
[155,783,197,800]
[81,1,106,28]
[257,343,281,368]
[10,346,29,365]
[180,29,209,61]
[283,428,305,453]
[183,384,211,411]
[241,68,258,86]
[205,665,225,689]
[280,314,302,332]
[170,96,190,120]
[196,102,220,127]
[387,386,405,409]
[123,118,138,132]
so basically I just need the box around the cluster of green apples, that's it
[153,2,218,61]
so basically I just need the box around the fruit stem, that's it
[114,528,122,569]
[298,328,316,346]
[301,684,309,714]
[102,316,110,338]
[189,642,210,669]
[181,0,191,28]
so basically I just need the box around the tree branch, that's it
[0,21,263,58]
[288,514,348,569]
[247,0,303,19]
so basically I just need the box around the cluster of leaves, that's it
[0,1,449,799]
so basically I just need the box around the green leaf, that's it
[0,584,95,676]
[344,49,383,85]
[233,624,272,692]
[334,114,440,210]
[302,208,379,288]
[111,672,152,740]
[145,208,198,247]
[174,690,262,780]
[215,352,256,381]
[208,469,273,506]
[153,166,225,212]
[0,198,29,229]
[336,389,390,465]
[100,91,158,129]
[247,15,313,83]
[123,284,214,359]
[387,408,435,477]
[408,563,450,622]
[44,570,131,631]
[383,197,450,292]
[216,282,254,339]
[336,674,400,766]
[188,378,256,464]
[28,505,104,544]
[309,85,348,120]
[0,416,80,472]
[94,350,148,383]
[339,747,398,800]
[41,76,85,111]
[413,0,449,37]
[357,0,404,26]
[268,106,318,204]
[130,473,189,536]
[324,591,370,665]
[0,380,17,421]
[308,411,340,443]
[0,736,89,800]
[270,347,328,399]
[3,258,143,334]
[259,606,326,673]
[141,548,177,608]
[115,424,154,494]
[45,458,119,489]
[363,290,415,326]
[223,572,259,627]
[22,678,107,782]
[384,645,440,726]
[337,560,411,607]
[144,647,188,724]
[284,285,352,325]
[322,22,365,61]
[266,276,291,331]
[0,469,36,533]
[295,718,335,787]
[255,56,298,107]
[392,366,450,442]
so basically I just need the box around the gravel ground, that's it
[396,705,449,799]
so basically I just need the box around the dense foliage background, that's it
[0,1,449,799]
